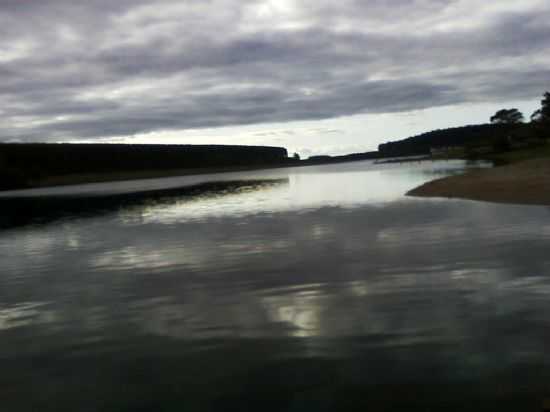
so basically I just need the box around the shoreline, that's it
[0,156,380,192]
[0,143,291,192]
[27,156,441,190]
[3,161,346,192]
[0,157,410,194]
[407,158,550,206]
[24,164,295,189]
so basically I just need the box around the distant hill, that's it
[378,123,522,157]
[306,123,532,163]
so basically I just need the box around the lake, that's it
[1,159,549,411]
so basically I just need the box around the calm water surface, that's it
[1,159,550,411]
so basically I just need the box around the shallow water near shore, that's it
[1,159,550,411]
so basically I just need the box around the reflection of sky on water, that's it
[0,302,56,331]
[114,159,487,224]
[1,160,550,407]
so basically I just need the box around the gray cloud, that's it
[0,0,549,142]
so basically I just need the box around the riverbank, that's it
[0,157,376,191]
[1,143,385,191]
[0,143,295,191]
[407,157,550,206]
[20,164,295,189]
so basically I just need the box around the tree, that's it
[531,91,550,123]
[292,152,300,161]
[490,108,524,124]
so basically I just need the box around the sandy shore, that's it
[407,158,550,206]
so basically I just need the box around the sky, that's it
[0,0,549,156]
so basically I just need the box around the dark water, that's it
[1,160,550,411]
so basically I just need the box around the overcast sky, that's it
[1,0,549,156]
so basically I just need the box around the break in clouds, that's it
[0,0,549,142]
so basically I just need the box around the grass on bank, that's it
[432,139,550,166]
[482,142,550,165]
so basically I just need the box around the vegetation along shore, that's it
[407,92,550,206]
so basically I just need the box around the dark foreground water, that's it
[1,160,550,411]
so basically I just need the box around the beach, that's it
[407,157,550,206]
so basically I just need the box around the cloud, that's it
[0,0,549,142]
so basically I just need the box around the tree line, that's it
[0,144,289,190]
[379,91,550,157]
[490,92,550,124]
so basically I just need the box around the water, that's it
[1,159,549,411]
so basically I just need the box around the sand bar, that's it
[407,158,550,206]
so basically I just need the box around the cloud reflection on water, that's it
[1,200,550,349]
[1,160,550,409]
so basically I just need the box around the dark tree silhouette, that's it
[531,92,550,123]
[490,108,524,124]
[0,144,290,190]
[378,124,517,156]
[293,152,301,160]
